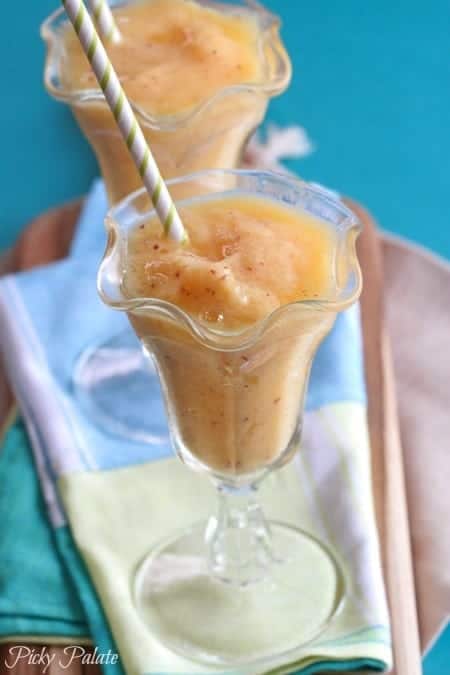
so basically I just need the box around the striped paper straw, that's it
[88,0,121,43]
[62,0,187,242]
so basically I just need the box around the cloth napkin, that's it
[0,181,392,674]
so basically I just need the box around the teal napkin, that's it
[0,416,88,642]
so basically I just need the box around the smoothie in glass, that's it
[42,0,291,202]
[117,192,346,477]
[98,171,362,663]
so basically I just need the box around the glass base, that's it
[73,329,169,445]
[134,521,345,666]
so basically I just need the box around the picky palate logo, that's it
[4,645,119,673]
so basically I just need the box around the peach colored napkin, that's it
[382,234,450,650]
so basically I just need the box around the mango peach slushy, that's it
[121,195,337,477]
[56,0,290,202]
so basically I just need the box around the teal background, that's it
[1,1,450,260]
[0,1,448,671]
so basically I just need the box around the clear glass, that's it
[42,0,291,441]
[98,169,362,665]
[41,0,291,203]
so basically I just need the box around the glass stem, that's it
[206,484,274,586]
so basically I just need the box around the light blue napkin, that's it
[0,180,391,674]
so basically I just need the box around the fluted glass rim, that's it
[98,169,362,349]
[41,0,291,132]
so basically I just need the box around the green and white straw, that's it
[87,0,121,43]
[62,0,187,243]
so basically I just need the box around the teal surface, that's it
[0,1,448,671]
[424,623,450,675]
[1,1,450,260]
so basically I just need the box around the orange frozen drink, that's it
[44,0,290,202]
[121,193,338,476]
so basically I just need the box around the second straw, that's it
[88,0,121,43]
[62,0,187,242]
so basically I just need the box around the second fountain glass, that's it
[41,0,291,440]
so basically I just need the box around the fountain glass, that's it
[97,169,362,666]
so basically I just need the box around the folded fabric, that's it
[0,180,392,674]
[0,413,89,643]
[382,235,450,652]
